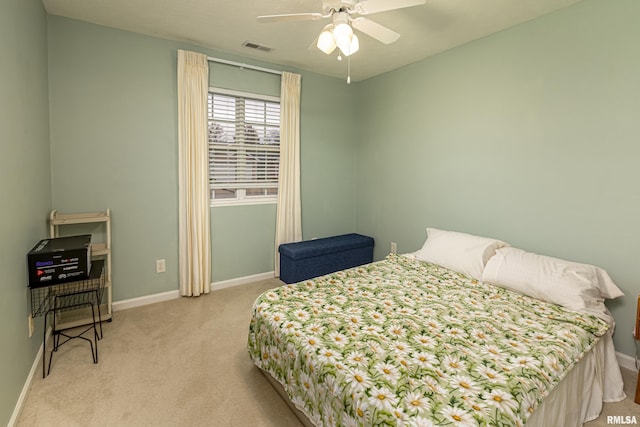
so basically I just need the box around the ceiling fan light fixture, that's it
[342,33,359,56]
[258,0,428,83]
[333,21,352,40]
[338,33,359,57]
[333,21,353,52]
[317,29,337,54]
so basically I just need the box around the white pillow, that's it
[414,228,509,281]
[481,247,624,320]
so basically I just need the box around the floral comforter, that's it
[247,254,609,426]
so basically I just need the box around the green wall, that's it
[354,0,640,356]
[4,0,638,423]
[0,0,51,424]
[47,16,357,295]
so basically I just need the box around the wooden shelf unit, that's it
[49,209,112,330]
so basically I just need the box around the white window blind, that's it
[208,89,280,203]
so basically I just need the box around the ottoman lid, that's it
[279,233,374,260]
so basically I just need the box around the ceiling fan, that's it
[257,0,426,58]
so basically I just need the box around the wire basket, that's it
[30,260,105,318]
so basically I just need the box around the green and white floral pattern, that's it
[248,254,609,426]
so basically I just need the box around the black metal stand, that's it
[30,260,105,378]
[43,290,102,378]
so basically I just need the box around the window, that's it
[208,88,280,205]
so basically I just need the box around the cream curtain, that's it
[177,49,211,296]
[274,72,302,276]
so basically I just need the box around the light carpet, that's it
[16,278,639,426]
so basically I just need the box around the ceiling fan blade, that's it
[354,0,426,15]
[257,13,324,23]
[351,17,400,44]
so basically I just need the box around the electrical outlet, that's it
[155,259,166,273]
[390,242,397,254]
[28,314,34,338]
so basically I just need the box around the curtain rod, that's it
[207,56,282,76]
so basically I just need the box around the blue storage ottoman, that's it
[278,233,375,284]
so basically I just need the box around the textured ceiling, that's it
[42,0,584,82]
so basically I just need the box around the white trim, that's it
[8,339,45,427]
[211,271,276,291]
[111,271,277,311]
[616,351,638,372]
[112,290,180,312]
[211,198,277,207]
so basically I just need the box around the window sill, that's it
[211,198,277,208]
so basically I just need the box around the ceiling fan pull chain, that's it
[347,54,351,84]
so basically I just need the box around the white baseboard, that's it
[8,330,47,427]
[210,271,275,291]
[617,351,638,372]
[112,271,276,311]
[112,289,180,312]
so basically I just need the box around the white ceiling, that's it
[42,0,584,82]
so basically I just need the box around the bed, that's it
[248,228,626,426]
